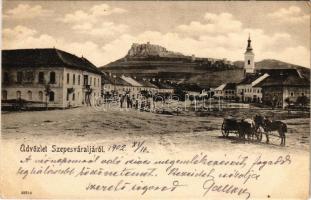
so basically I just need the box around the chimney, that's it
[191,54,196,62]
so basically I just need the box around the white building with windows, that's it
[1,48,102,109]
[236,73,269,102]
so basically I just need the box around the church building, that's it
[244,35,255,74]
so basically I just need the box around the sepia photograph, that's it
[0,1,310,199]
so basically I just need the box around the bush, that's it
[295,96,309,107]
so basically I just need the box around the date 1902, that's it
[107,144,126,152]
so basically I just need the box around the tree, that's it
[296,95,309,109]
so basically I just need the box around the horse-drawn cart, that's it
[221,117,241,138]
[221,117,263,142]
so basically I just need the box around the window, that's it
[94,78,96,86]
[73,74,76,85]
[27,91,32,101]
[67,73,70,84]
[78,75,80,85]
[66,90,69,101]
[2,90,7,100]
[16,91,21,99]
[302,93,305,96]
[290,92,294,97]
[248,60,250,65]
[38,72,44,84]
[72,93,75,101]
[98,79,100,87]
[49,91,55,101]
[90,77,93,85]
[83,75,88,86]
[24,71,34,83]
[50,72,56,84]
[3,72,9,83]
[17,72,23,83]
[38,91,43,101]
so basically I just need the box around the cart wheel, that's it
[238,131,244,140]
[224,130,229,137]
[221,123,225,136]
[221,123,229,137]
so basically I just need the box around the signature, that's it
[202,178,251,200]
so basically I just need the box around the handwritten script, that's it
[17,141,292,199]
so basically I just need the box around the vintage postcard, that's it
[0,1,310,199]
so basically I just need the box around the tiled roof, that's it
[215,83,226,90]
[121,76,143,87]
[223,83,236,90]
[238,73,262,85]
[134,79,158,88]
[256,74,310,87]
[101,73,131,86]
[256,68,300,77]
[2,48,102,74]
[150,81,174,89]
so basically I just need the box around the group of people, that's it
[118,93,156,112]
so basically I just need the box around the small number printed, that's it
[21,191,32,195]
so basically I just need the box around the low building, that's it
[256,69,310,108]
[213,83,226,99]
[2,48,102,109]
[150,81,174,94]
[101,73,132,96]
[213,83,236,100]
[236,73,269,102]
[101,74,160,97]
[134,78,159,94]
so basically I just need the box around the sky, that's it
[2,1,310,67]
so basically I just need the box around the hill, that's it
[101,43,309,88]
[234,59,310,79]
[101,42,244,88]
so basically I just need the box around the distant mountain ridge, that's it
[234,59,310,79]
[234,59,308,70]
[101,43,309,87]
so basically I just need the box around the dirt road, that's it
[1,107,309,154]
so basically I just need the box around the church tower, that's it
[244,35,255,74]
